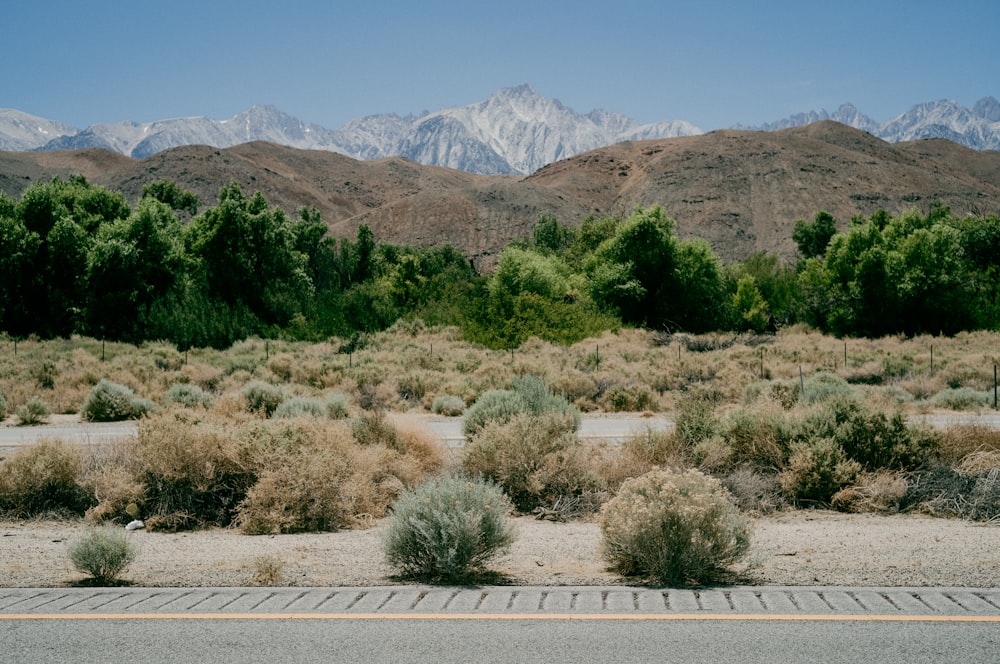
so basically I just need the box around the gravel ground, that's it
[2,511,997,588]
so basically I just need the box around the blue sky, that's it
[4,0,997,131]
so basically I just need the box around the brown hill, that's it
[2,122,998,268]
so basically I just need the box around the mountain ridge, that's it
[3,86,996,175]
[3,121,997,271]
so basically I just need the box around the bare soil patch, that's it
[2,511,996,588]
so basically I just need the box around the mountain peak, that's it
[3,87,998,173]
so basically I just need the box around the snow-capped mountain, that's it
[333,84,701,174]
[5,85,700,175]
[747,103,882,135]
[0,109,77,151]
[37,105,346,159]
[751,97,1000,151]
[2,88,997,176]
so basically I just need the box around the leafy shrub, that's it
[0,441,92,517]
[383,475,515,581]
[463,412,599,512]
[743,379,800,409]
[600,468,751,585]
[81,379,146,422]
[16,396,51,425]
[68,526,137,584]
[462,389,528,436]
[601,383,658,412]
[930,387,992,411]
[779,438,861,503]
[432,394,466,416]
[798,398,936,471]
[834,408,936,471]
[719,399,789,470]
[163,383,214,409]
[129,398,158,418]
[512,375,580,425]
[802,371,855,404]
[0,388,7,420]
[241,381,285,417]
[324,391,350,419]
[274,396,326,419]
[462,375,579,437]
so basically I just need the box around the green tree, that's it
[187,183,313,327]
[793,211,837,259]
[532,213,573,254]
[588,206,676,327]
[0,215,41,335]
[142,180,200,216]
[670,238,728,332]
[731,275,769,333]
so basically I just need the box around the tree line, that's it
[1,176,997,348]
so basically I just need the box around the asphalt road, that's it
[3,586,998,663]
[3,412,999,452]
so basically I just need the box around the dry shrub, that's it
[958,450,1000,473]
[601,383,659,412]
[936,426,1000,464]
[267,353,296,382]
[599,429,689,490]
[250,555,285,586]
[181,363,225,392]
[352,410,401,451]
[395,427,445,476]
[903,462,1000,521]
[395,370,441,406]
[236,419,434,534]
[82,440,146,523]
[831,471,908,513]
[463,412,600,512]
[135,410,255,530]
[779,438,861,504]
[721,467,785,514]
[0,440,93,517]
[693,436,734,473]
[548,370,599,406]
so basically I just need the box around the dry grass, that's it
[3,328,997,424]
[2,327,998,529]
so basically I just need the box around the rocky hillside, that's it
[2,122,998,269]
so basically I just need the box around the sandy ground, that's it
[1,511,997,588]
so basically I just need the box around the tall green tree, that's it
[187,183,313,327]
[587,206,676,327]
[793,210,837,259]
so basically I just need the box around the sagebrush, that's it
[600,468,751,585]
[382,475,515,581]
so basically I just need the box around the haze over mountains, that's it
[2,85,998,175]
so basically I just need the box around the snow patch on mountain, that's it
[0,109,77,151]
[3,88,997,175]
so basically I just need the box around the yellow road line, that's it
[2,613,999,622]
